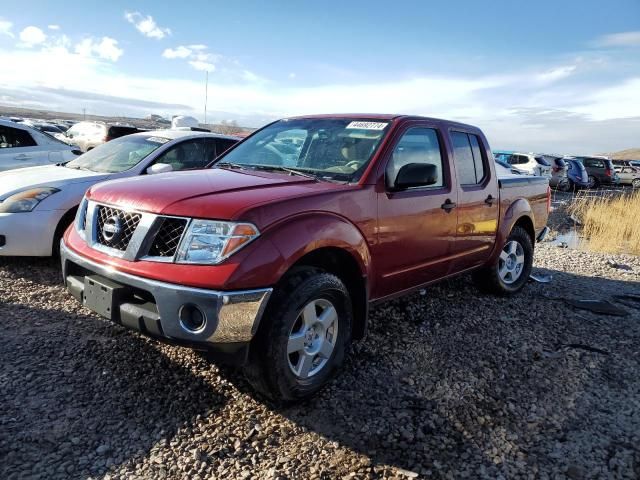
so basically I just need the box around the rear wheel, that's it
[243,268,352,402]
[587,175,598,189]
[558,178,571,192]
[473,226,533,295]
[632,179,640,189]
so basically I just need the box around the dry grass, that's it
[568,190,640,255]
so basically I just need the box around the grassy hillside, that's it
[606,148,640,160]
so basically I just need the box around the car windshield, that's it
[65,135,168,173]
[213,118,391,181]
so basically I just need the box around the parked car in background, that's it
[65,122,140,152]
[564,158,590,189]
[616,166,640,188]
[0,119,80,172]
[27,122,69,143]
[494,150,552,177]
[0,130,239,257]
[61,114,550,401]
[494,158,520,176]
[539,155,570,191]
[572,156,619,188]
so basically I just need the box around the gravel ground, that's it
[1,218,639,478]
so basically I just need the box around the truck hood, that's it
[0,165,109,198]
[87,168,327,219]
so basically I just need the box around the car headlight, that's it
[0,187,60,213]
[175,220,259,264]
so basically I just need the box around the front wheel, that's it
[473,226,534,295]
[243,268,352,402]
[632,179,640,189]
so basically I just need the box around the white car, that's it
[0,129,239,256]
[0,119,80,172]
[494,151,552,177]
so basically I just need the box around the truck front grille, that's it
[96,206,141,251]
[148,218,188,258]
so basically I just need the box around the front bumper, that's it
[0,210,62,256]
[61,241,272,362]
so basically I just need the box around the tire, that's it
[472,226,534,295]
[587,175,598,189]
[52,209,77,258]
[243,267,353,402]
[558,178,571,192]
[632,179,640,189]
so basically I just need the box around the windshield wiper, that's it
[215,161,247,170]
[250,165,319,180]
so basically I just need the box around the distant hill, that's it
[605,148,640,160]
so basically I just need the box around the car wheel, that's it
[472,226,533,295]
[632,179,640,189]
[558,178,571,192]
[243,267,352,402]
[52,208,78,258]
[588,175,598,188]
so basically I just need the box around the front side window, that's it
[0,126,36,148]
[452,131,486,185]
[386,127,444,189]
[65,135,168,173]
[215,118,391,182]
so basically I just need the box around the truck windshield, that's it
[65,135,168,173]
[213,118,391,181]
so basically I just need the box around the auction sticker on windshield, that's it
[146,136,170,144]
[346,121,388,130]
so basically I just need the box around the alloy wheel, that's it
[498,240,525,285]
[287,298,339,379]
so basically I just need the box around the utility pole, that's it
[204,71,209,126]
[82,108,86,120]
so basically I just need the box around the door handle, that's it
[485,195,496,206]
[441,199,457,212]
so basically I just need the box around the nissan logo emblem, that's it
[102,215,123,243]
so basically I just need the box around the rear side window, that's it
[153,138,208,170]
[386,127,444,189]
[451,132,486,185]
[108,126,138,139]
[0,126,37,148]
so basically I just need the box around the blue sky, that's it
[0,0,639,153]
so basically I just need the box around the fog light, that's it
[179,304,206,333]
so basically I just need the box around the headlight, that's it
[0,187,60,213]
[175,220,259,264]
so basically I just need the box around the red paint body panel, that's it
[66,114,550,303]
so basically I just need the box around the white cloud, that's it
[163,44,218,71]
[74,37,123,62]
[288,72,297,79]
[162,46,192,59]
[0,43,638,154]
[189,60,215,72]
[594,31,640,48]
[48,24,60,31]
[124,11,170,39]
[535,65,577,83]
[0,18,13,38]
[19,26,47,46]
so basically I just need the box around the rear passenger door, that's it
[449,130,499,271]
[374,124,458,297]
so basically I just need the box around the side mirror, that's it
[146,163,173,175]
[394,163,438,190]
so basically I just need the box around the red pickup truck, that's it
[61,114,550,401]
